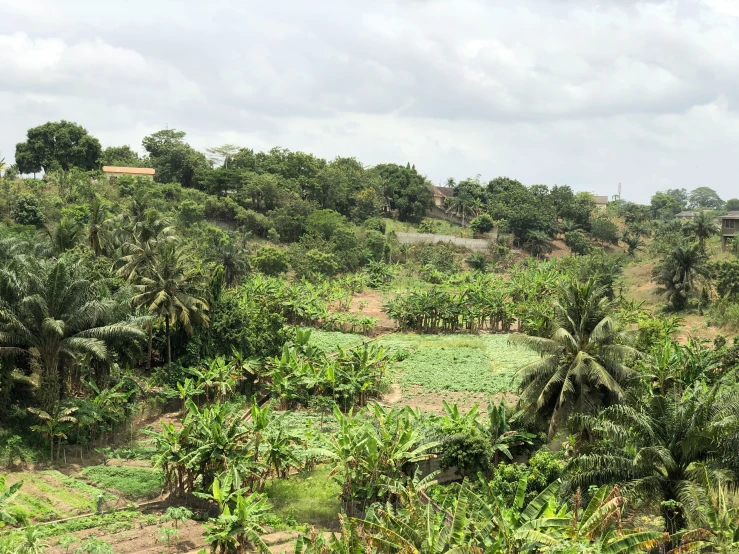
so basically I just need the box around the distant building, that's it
[675,210,701,220]
[593,195,609,210]
[720,211,739,251]
[433,186,454,208]
[102,166,155,180]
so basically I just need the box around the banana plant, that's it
[0,474,23,527]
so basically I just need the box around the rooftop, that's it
[720,211,739,219]
[675,210,700,217]
[433,186,454,197]
[102,166,155,175]
[593,195,609,205]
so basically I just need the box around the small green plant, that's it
[159,506,193,529]
[158,526,179,546]
[73,539,113,554]
[57,535,77,554]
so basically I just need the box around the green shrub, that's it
[439,432,493,477]
[292,249,339,278]
[418,219,435,233]
[11,194,44,226]
[564,230,591,255]
[178,199,205,227]
[251,247,289,276]
[470,214,494,234]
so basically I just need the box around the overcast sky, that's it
[2,0,738,202]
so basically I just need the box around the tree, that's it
[590,218,619,245]
[651,191,684,219]
[653,241,710,310]
[11,195,44,227]
[86,199,110,257]
[511,279,638,437]
[524,231,553,259]
[0,259,144,412]
[132,244,209,365]
[142,129,209,188]
[99,145,144,167]
[27,405,77,461]
[374,163,434,221]
[15,121,101,174]
[570,381,739,536]
[621,232,643,256]
[564,230,592,255]
[726,198,739,211]
[687,211,719,248]
[689,186,724,210]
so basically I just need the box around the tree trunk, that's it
[146,324,153,371]
[0,356,15,417]
[166,318,172,366]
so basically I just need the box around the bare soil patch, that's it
[349,290,395,330]
[390,385,517,416]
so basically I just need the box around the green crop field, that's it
[81,465,164,500]
[308,330,539,395]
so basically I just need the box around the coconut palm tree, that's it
[569,381,739,536]
[209,243,250,288]
[653,241,710,311]
[511,278,638,437]
[132,244,209,365]
[0,258,144,411]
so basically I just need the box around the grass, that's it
[265,466,341,529]
[80,466,164,500]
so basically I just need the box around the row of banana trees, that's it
[384,269,560,334]
[264,340,390,411]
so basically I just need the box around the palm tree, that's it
[0,473,23,526]
[444,195,474,226]
[209,243,250,287]
[653,241,710,310]
[47,217,83,253]
[132,244,209,365]
[622,232,643,256]
[511,279,638,437]
[0,258,144,411]
[524,231,553,259]
[687,211,719,249]
[27,405,78,461]
[569,381,739,536]
[559,219,581,236]
[87,198,110,257]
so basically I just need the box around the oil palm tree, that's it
[511,279,638,437]
[132,244,209,365]
[209,243,250,288]
[0,258,144,411]
[47,217,83,253]
[524,231,553,259]
[87,198,110,257]
[653,241,710,311]
[687,211,719,249]
[569,381,739,536]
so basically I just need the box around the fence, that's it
[395,232,492,252]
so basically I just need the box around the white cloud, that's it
[1,0,739,201]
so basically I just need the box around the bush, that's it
[439,432,493,477]
[251,247,289,276]
[712,259,739,300]
[590,218,619,245]
[470,214,494,234]
[363,217,387,234]
[11,194,44,226]
[178,199,205,227]
[292,249,339,278]
[237,209,271,237]
[564,230,591,255]
[418,219,435,233]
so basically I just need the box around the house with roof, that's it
[102,166,156,180]
[593,195,608,211]
[433,185,454,209]
[675,210,701,221]
[720,211,739,251]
